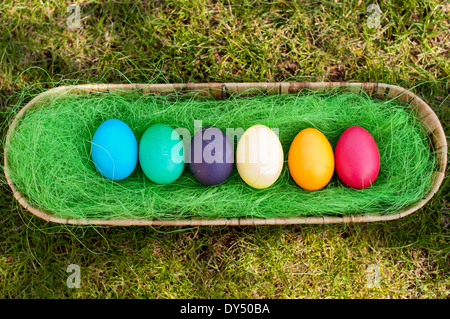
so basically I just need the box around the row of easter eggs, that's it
[91,119,380,190]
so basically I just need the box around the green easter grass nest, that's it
[3,83,440,224]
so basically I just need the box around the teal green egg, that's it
[139,124,185,184]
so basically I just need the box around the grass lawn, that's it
[0,0,448,298]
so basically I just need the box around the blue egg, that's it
[91,119,138,180]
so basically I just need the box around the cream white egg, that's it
[236,124,284,189]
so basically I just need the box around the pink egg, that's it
[335,126,380,189]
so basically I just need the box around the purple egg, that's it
[188,126,234,186]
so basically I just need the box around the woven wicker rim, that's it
[3,82,448,226]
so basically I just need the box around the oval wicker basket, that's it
[4,82,448,226]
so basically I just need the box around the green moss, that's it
[5,87,436,220]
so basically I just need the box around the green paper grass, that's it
[5,87,437,221]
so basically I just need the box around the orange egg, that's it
[288,128,335,191]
